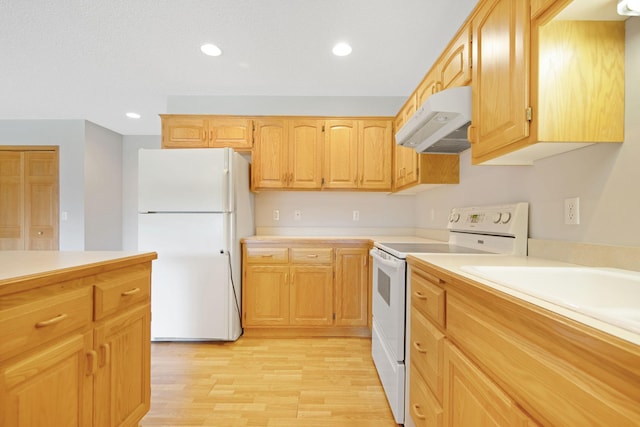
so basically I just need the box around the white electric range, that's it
[370,203,529,424]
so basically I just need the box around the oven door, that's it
[370,248,406,362]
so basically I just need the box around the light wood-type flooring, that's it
[139,337,398,427]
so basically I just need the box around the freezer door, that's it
[138,213,239,340]
[138,148,230,213]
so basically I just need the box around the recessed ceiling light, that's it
[126,112,141,119]
[332,42,352,57]
[201,43,222,57]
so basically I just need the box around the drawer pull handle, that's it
[414,291,427,300]
[307,254,318,258]
[413,341,427,354]
[100,343,111,367]
[87,350,98,375]
[121,287,141,296]
[35,313,68,328]
[261,254,274,258]
[412,404,426,420]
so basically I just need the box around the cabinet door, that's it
[252,119,289,189]
[470,0,529,159]
[290,265,333,326]
[209,117,253,150]
[244,265,290,325]
[335,247,369,326]
[94,304,150,427]
[416,67,440,106]
[440,23,471,90]
[289,120,323,189]
[0,151,24,249]
[359,121,393,190]
[323,120,358,189]
[394,144,419,190]
[0,332,93,427]
[443,342,535,427]
[161,116,209,148]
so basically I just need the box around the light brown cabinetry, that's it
[469,0,625,165]
[443,341,535,426]
[0,255,155,427]
[252,118,323,190]
[407,256,640,426]
[242,240,370,336]
[161,115,253,151]
[393,24,469,193]
[468,0,531,162]
[323,120,393,191]
[0,148,59,250]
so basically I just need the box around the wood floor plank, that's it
[139,337,398,426]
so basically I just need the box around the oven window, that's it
[377,269,391,306]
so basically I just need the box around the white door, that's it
[138,148,230,213]
[138,212,234,340]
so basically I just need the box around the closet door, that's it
[0,149,59,250]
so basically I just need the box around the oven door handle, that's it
[370,250,403,269]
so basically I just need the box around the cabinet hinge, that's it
[526,107,533,122]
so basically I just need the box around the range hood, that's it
[395,85,472,154]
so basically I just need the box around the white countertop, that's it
[407,253,640,346]
[0,251,155,283]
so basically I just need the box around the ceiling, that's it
[0,0,480,136]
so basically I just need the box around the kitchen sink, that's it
[460,265,640,334]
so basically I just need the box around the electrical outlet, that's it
[294,210,301,221]
[564,197,580,225]
[353,210,360,221]
[273,209,279,221]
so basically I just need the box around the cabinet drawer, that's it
[0,284,93,361]
[94,264,151,321]
[290,247,333,264]
[246,247,289,264]
[411,269,445,328]
[409,363,443,427]
[410,309,445,400]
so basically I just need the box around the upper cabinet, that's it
[469,0,625,165]
[161,115,253,151]
[392,23,470,194]
[467,0,530,161]
[252,118,323,191]
[323,119,393,191]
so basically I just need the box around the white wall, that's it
[121,135,161,251]
[84,122,124,250]
[0,120,86,250]
[414,17,640,248]
[254,191,416,233]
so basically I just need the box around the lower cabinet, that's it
[443,342,535,427]
[0,331,94,427]
[242,240,370,336]
[407,259,640,426]
[0,257,154,427]
[94,304,151,427]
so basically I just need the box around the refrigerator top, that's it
[138,148,233,213]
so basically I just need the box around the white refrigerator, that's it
[137,148,254,341]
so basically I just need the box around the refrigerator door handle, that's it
[222,167,231,212]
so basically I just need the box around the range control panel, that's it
[447,203,529,237]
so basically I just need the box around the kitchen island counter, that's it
[0,250,157,296]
